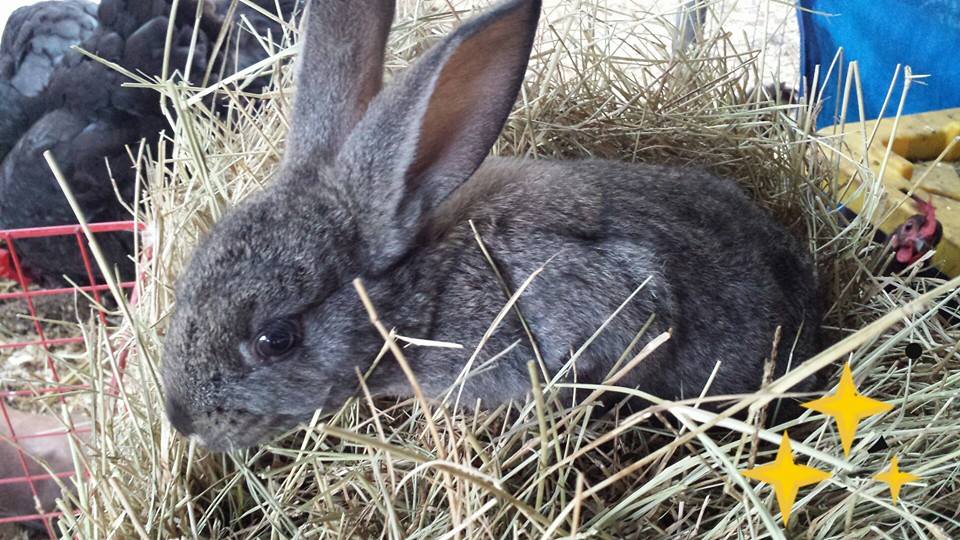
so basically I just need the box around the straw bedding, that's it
[10,1,959,538]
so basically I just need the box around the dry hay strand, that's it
[37,1,960,538]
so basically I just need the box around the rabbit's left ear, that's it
[336,0,541,270]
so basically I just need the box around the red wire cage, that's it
[0,221,142,537]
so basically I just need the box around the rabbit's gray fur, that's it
[163,0,821,451]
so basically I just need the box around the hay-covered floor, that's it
[14,1,958,538]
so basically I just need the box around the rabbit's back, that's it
[407,157,820,403]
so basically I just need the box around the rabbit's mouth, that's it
[168,403,304,452]
[199,413,303,451]
[164,377,334,451]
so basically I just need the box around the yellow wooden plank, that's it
[912,161,960,201]
[876,108,960,161]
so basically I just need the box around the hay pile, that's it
[44,1,960,538]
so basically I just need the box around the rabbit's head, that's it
[162,0,541,450]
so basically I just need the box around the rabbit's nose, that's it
[165,397,195,437]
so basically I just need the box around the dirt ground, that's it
[0,280,94,409]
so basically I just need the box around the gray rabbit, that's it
[162,0,821,451]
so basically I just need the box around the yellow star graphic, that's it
[802,362,893,456]
[742,431,831,525]
[874,456,920,504]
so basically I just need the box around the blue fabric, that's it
[798,0,960,129]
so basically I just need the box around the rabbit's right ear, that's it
[337,0,541,272]
[282,0,395,171]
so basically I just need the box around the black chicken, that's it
[0,1,98,161]
[0,0,300,286]
[0,0,212,285]
[0,0,98,97]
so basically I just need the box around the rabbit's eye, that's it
[254,318,301,359]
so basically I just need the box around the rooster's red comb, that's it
[913,196,939,239]
[0,246,32,285]
[0,247,15,281]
